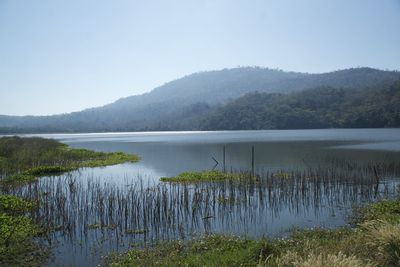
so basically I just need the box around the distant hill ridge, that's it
[1,67,399,133]
[200,80,400,130]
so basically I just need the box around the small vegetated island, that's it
[160,170,290,183]
[160,170,245,183]
[0,136,139,266]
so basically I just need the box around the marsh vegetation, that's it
[7,158,400,266]
[0,136,139,266]
[108,199,400,266]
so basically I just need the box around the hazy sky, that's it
[1,0,399,116]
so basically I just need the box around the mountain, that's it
[200,80,400,130]
[0,67,399,133]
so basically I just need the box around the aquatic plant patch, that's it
[160,170,247,183]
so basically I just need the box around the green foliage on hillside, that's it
[200,81,400,130]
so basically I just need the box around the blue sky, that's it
[0,0,399,116]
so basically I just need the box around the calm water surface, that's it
[31,128,400,178]
[18,129,400,266]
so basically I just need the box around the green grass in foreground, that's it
[108,199,400,267]
[160,170,246,183]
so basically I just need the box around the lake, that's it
[16,129,400,266]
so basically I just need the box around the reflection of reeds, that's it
[4,161,400,260]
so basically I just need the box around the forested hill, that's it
[0,67,399,133]
[200,80,400,130]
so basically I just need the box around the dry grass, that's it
[272,251,375,267]
[359,220,400,266]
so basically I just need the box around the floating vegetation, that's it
[23,165,75,176]
[160,170,246,183]
[88,223,118,230]
[273,171,291,179]
[126,229,149,235]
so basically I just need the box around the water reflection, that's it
[65,140,400,179]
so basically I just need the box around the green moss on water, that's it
[160,170,246,183]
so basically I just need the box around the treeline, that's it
[199,81,400,130]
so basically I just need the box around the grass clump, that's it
[23,165,75,176]
[108,235,276,267]
[75,151,139,168]
[358,220,400,266]
[275,251,375,267]
[160,170,245,183]
[358,199,400,223]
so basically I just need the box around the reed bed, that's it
[5,161,400,249]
